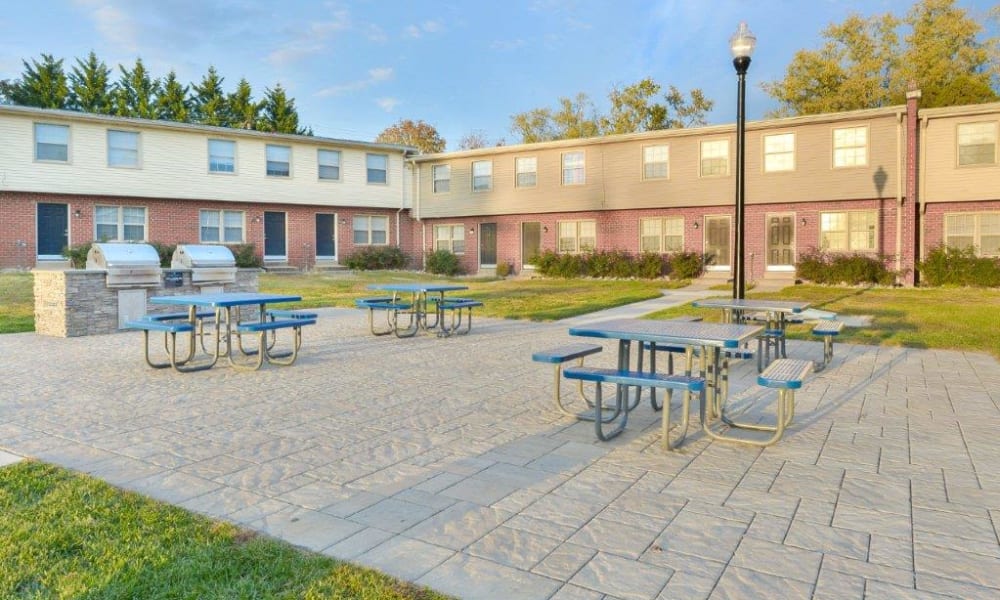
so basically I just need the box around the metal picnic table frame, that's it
[365,282,470,337]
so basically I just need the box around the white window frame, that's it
[95,205,147,242]
[957,122,998,167]
[433,224,466,254]
[639,217,684,253]
[318,149,341,181]
[353,215,388,245]
[34,123,69,163]
[515,156,537,188]
[642,145,669,180]
[700,139,729,177]
[366,153,388,185]
[199,209,245,243]
[763,133,795,173]
[557,219,596,253]
[107,130,140,168]
[944,212,1000,257]
[562,151,585,186]
[432,164,450,193]
[266,144,291,177]
[208,139,236,173]
[472,160,492,192]
[820,210,877,252]
[833,126,868,168]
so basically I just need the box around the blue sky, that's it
[1,1,997,149]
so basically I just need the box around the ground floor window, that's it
[96,205,146,241]
[434,224,465,253]
[557,220,596,253]
[945,212,1000,257]
[640,217,683,252]
[820,210,876,252]
[199,209,244,243]
[353,215,388,245]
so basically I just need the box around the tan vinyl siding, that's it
[923,113,1000,203]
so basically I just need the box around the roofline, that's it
[0,103,417,154]
[412,104,909,162]
[917,101,1000,120]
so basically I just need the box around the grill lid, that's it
[172,244,236,268]
[86,243,161,269]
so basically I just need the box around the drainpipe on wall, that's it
[895,110,904,277]
[903,85,922,286]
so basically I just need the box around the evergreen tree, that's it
[9,54,69,109]
[156,70,190,122]
[68,51,112,113]
[258,84,308,134]
[227,78,260,129]
[190,66,228,126]
[112,58,161,119]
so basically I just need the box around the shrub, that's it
[919,245,1000,287]
[796,249,895,285]
[495,262,512,277]
[635,252,668,279]
[62,241,93,268]
[530,249,670,279]
[588,249,634,278]
[149,242,177,267]
[668,251,703,280]
[426,249,462,275]
[343,246,409,270]
[231,243,263,268]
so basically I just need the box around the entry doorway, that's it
[37,202,68,260]
[766,214,795,270]
[521,222,542,270]
[315,213,337,261]
[704,216,731,270]
[479,222,497,266]
[264,211,287,261]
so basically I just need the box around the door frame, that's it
[315,212,338,261]
[703,214,732,271]
[263,211,287,261]
[36,202,69,260]
[479,222,497,267]
[521,221,542,270]
[765,212,797,272]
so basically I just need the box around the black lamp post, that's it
[730,21,755,299]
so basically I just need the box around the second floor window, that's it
[35,123,69,162]
[640,217,683,252]
[558,220,596,253]
[353,215,388,244]
[700,140,729,176]
[95,205,146,241]
[432,165,450,193]
[208,139,235,173]
[266,145,291,177]
[318,149,341,180]
[945,212,1000,257]
[820,210,876,252]
[200,209,244,243]
[472,160,492,191]
[833,126,867,168]
[434,225,466,253]
[107,130,139,168]
[367,153,388,184]
[562,152,585,185]
[957,122,997,166]
[763,133,794,172]
[515,157,537,187]
[643,145,669,179]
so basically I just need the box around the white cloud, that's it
[314,67,394,97]
[376,97,399,112]
[404,24,422,38]
[88,4,141,53]
[366,24,387,42]
[491,39,527,51]
[266,9,351,67]
[404,20,445,39]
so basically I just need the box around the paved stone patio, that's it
[1,307,999,599]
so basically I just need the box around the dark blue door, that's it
[264,211,286,258]
[37,203,68,258]
[315,214,335,258]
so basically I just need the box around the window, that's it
[820,210,877,252]
[107,130,139,168]
[763,133,794,172]
[945,213,1000,257]
[432,165,450,193]
[557,220,596,253]
[266,144,291,177]
[640,217,684,252]
[434,225,466,253]
[366,153,388,184]
[200,209,244,243]
[643,145,669,179]
[833,126,867,168]
[353,215,388,244]
[317,149,341,180]
[34,123,69,162]
[208,139,235,173]
[515,157,537,187]
[562,152,585,185]
[957,122,998,166]
[95,205,146,241]
[700,140,729,176]
[472,160,492,192]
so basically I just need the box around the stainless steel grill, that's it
[86,243,162,287]
[172,244,237,284]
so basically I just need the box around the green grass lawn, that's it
[0,461,450,600]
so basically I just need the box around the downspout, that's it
[918,116,928,267]
[895,110,903,275]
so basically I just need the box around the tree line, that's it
[0,52,309,134]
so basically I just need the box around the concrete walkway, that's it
[1,293,999,599]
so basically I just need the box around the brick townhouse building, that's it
[1,92,998,285]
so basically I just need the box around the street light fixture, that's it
[730,21,755,300]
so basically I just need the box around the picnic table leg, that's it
[393,292,419,338]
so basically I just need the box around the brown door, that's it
[767,215,794,266]
[521,222,541,269]
[705,216,731,267]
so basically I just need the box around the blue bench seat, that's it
[811,320,844,371]
[232,318,316,370]
[125,319,212,373]
[435,298,483,337]
[267,309,319,320]
[532,343,603,419]
[356,297,414,336]
[143,310,215,322]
